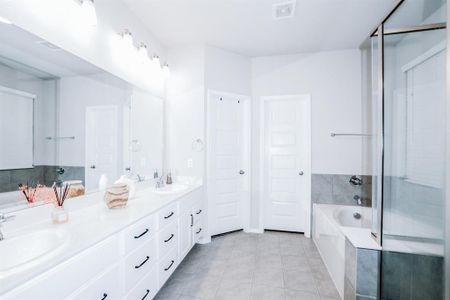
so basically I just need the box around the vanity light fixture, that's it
[120,29,134,47]
[162,63,170,78]
[0,16,12,25]
[152,54,161,68]
[138,43,149,62]
[80,0,97,27]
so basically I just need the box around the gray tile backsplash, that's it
[0,165,85,192]
[312,174,372,206]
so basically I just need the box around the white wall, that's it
[166,45,206,178]
[166,45,252,180]
[0,0,167,97]
[251,49,363,229]
[204,46,252,96]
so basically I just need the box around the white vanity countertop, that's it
[0,181,203,295]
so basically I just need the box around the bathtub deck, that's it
[154,230,340,300]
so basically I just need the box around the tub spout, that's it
[353,195,362,206]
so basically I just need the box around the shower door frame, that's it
[367,0,448,246]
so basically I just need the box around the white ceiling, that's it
[122,0,396,57]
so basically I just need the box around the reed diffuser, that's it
[18,182,43,204]
[51,182,71,224]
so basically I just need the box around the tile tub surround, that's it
[312,174,372,207]
[380,251,444,300]
[344,239,379,300]
[155,231,340,300]
[0,165,85,193]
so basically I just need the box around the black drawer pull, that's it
[164,212,174,219]
[141,289,150,300]
[101,293,108,300]
[196,209,202,215]
[164,234,174,243]
[164,260,175,271]
[196,228,202,234]
[134,228,149,239]
[135,256,150,269]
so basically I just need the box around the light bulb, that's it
[0,16,12,25]
[162,63,170,78]
[138,43,149,62]
[121,30,134,47]
[81,0,97,27]
[152,55,160,68]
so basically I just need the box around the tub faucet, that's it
[353,195,362,206]
[0,213,16,241]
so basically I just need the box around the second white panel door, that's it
[263,96,310,233]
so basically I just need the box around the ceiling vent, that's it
[273,0,296,20]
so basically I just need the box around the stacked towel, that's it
[104,183,129,209]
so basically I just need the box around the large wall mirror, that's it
[0,24,163,211]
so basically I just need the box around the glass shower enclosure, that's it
[361,0,448,299]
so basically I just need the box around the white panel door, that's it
[208,92,248,236]
[85,106,118,190]
[263,96,310,233]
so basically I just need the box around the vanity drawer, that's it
[157,220,178,257]
[121,214,156,254]
[193,220,203,244]
[123,238,157,293]
[192,202,203,224]
[66,264,120,300]
[157,247,178,289]
[157,202,178,230]
[125,267,157,300]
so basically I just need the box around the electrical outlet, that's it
[187,158,193,169]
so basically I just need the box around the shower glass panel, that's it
[380,0,446,298]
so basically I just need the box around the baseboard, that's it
[245,228,264,234]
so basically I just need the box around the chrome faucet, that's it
[353,195,362,206]
[0,213,16,241]
[155,173,165,189]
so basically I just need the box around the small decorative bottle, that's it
[52,206,68,224]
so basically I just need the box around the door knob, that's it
[239,170,245,175]
[299,171,304,176]
[90,165,96,169]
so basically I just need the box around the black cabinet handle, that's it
[164,212,174,219]
[164,260,175,271]
[196,209,202,215]
[190,214,194,227]
[164,234,174,243]
[135,256,150,269]
[141,289,150,300]
[134,228,149,239]
[101,293,108,300]
[196,228,202,234]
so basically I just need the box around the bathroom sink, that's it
[154,184,188,195]
[0,229,70,275]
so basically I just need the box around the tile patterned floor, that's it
[155,231,340,300]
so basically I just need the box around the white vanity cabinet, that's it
[178,188,204,261]
[1,186,205,300]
